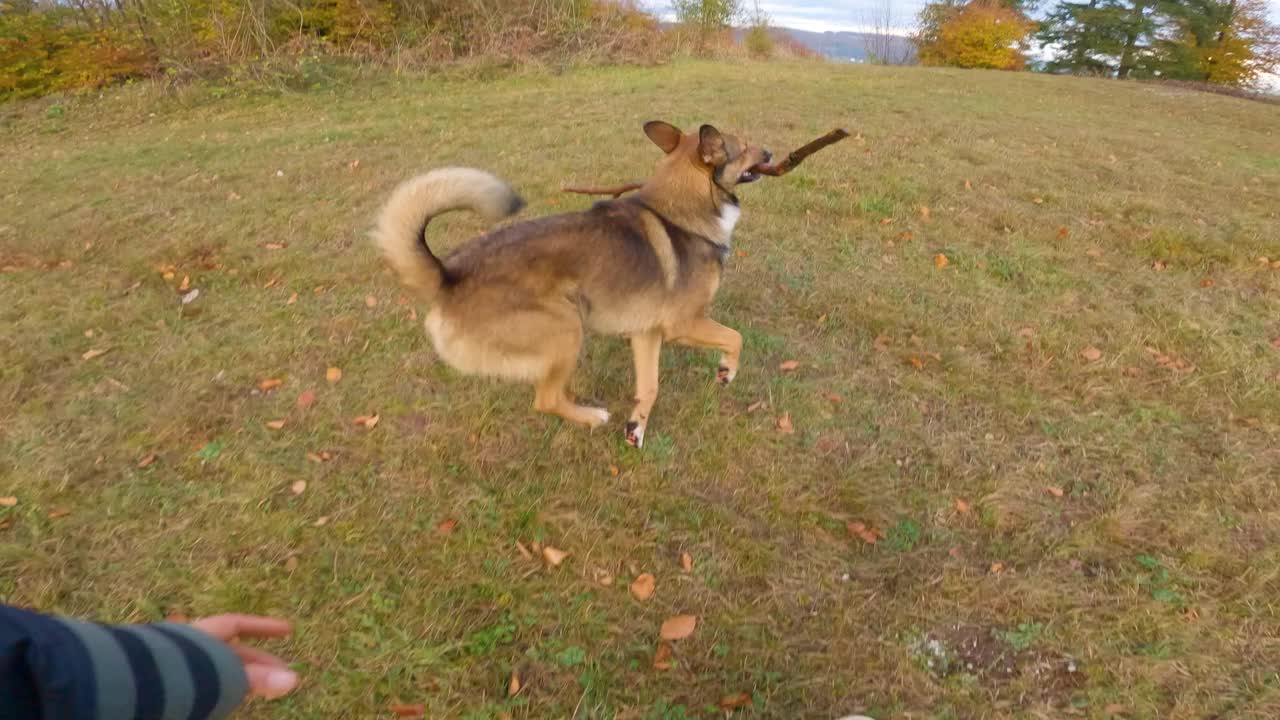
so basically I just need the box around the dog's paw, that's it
[625,420,645,449]
[717,365,738,385]
[584,406,611,428]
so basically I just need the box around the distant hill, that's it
[734,26,917,64]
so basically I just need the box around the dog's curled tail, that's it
[373,167,524,303]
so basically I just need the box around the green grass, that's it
[2,60,1279,718]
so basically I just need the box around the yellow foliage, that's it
[918,1,1033,71]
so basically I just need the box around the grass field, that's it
[2,60,1279,719]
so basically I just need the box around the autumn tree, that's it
[915,0,1035,69]
[672,0,742,52]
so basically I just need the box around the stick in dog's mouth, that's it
[562,127,851,197]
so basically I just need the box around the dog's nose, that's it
[762,149,773,163]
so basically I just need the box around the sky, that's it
[648,0,1280,35]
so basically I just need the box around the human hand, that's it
[190,614,299,700]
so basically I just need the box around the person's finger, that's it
[244,663,299,700]
[190,614,292,641]
[232,644,290,669]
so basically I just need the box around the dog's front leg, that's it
[668,316,743,385]
[625,330,662,448]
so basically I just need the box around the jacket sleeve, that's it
[0,604,249,720]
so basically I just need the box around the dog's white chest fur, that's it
[718,204,741,243]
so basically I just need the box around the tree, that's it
[743,0,773,58]
[915,0,1034,69]
[861,0,916,64]
[672,0,741,52]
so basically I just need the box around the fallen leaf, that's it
[165,609,189,623]
[680,552,693,572]
[719,693,753,711]
[630,573,656,600]
[313,515,330,527]
[1056,226,1069,240]
[954,498,971,514]
[542,546,569,567]
[259,378,283,392]
[296,389,316,409]
[593,568,614,586]
[306,452,324,463]
[948,546,962,559]
[286,292,298,305]
[284,556,299,572]
[824,392,843,404]
[907,355,925,370]
[48,508,71,519]
[989,562,1005,574]
[515,540,533,560]
[265,420,286,430]
[347,159,361,171]
[227,191,241,201]
[162,270,175,280]
[653,642,673,670]
[1152,260,1168,271]
[507,669,522,697]
[437,518,457,535]
[365,295,378,308]
[746,399,766,413]
[1018,326,1035,338]
[180,289,200,305]
[178,275,191,292]
[735,249,748,257]
[872,333,891,352]
[326,367,343,383]
[137,454,157,469]
[81,348,110,361]
[897,231,914,240]
[660,615,697,640]
[1123,366,1142,377]
[388,703,424,718]
[84,329,94,337]
[879,217,894,225]
[1047,486,1065,498]
[0,496,16,507]
[290,480,307,495]
[1032,196,1044,204]
[353,414,379,429]
[608,464,620,477]
[776,413,794,434]
[1199,277,1214,289]
[847,521,879,545]
[264,242,286,251]
[778,359,800,372]
[1086,247,1103,258]
[964,179,973,190]
[1272,337,1280,349]
[1104,703,1128,716]
[1080,346,1103,362]
[919,205,931,221]
[933,253,949,269]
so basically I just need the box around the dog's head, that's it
[643,121,772,195]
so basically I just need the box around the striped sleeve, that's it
[0,605,248,720]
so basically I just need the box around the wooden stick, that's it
[561,183,642,198]
[560,128,850,197]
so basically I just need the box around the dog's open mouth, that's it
[738,170,761,184]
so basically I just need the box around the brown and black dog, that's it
[373,121,771,447]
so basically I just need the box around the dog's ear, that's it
[644,121,683,154]
[698,124,728,167]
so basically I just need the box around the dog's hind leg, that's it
[667,316,743,385]
[530,325,609,428]
[625,330,662,448]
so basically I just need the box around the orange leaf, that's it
[263,242,286,251]
[680,552,693,572]
[824,392,843,404]
[608,464,620,477]
[776,413,795,434]
[989,562,1005,574]
[542,546,569,567]
[879,217,894,225]
[353,414,379,429]
[259,378,283,392]
[746,399,766,413]
[365,295,378,308]
[933,253,949,269]
[284,556,299,572]
[296,389,316,409]
[954,498,971,514]
[919,205,931,221]
[437,518,457,535]
[137,454,157,469]
[313,515,330,527]
[660,614,697,640]
[48,508,71,519]
[306,452,324,463]
[593,568,614,586]
[515,540,533,560]
[1056,226,1069,239]
[0,497,16,507]
[347,159,361,171]
[290,480,306,495]
[263,277,280,289]
[735,249,748,257]
[847,521,879,545]
[653,642,674,670]
[265,420,286,430]
[719,693,753,711]
[1046,486,1064,498]
[778,359,800,372]
[907,355,925,370]
[963,179,972,190]
[630,573,656,601]
[178,275,191,292]
[81,348,110,361]
[326,367,342,383]
[286,292,298,305]
[1271,337,1280,349]
[1199,278,1214,288]
[948,546,962,559]
[1086,248,1103,258]
[507,669,523,697]
[1080,346,1103,362]
[1032,196,1044,204]
[389,703,425,718]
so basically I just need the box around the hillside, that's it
[2,61,1279,718]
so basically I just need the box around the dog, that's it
[373,121,771,448]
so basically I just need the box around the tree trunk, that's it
[1117,0,1148,78]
